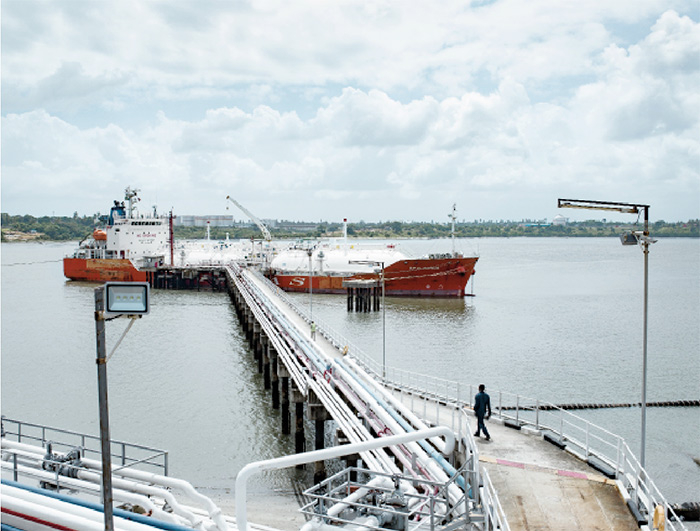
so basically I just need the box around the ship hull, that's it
[272,257,477,297]
[63,258,148,282]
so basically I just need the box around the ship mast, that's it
[449,204,457,257]
[124,186,140,218]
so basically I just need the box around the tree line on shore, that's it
[1,212,698,242]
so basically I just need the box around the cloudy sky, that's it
[2,1,698,223]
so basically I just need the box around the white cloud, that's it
[1,3,698,221]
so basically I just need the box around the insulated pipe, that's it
[3,491,105,531]
[78,457,227,531]
[334,358,461,484]
[1,455,204,529]
[299,476,394,531]
[324,476,394,519]
[241,268,453,485]
[1,461,181,526]
[2,441,226,531]
[336,357,465,498]
[345,356,448,453]
[237,269,403,473]
[2,483,153,531]
[328,356,467,514]
[307,377,395,473]
[331,375,431,481]
[237,270,464,511]
[235,426,455,531]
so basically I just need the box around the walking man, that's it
[310,321,317,340]
[473,384,492,441]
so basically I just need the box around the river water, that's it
[2,238,698,513]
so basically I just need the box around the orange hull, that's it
[272,257,477,297]
[63,258,148,282]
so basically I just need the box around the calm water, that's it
[2,238,699,506]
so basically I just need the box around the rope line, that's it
[2,259,63,267]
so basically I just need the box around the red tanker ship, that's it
[63,187,171,282]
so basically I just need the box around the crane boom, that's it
[226,195,272,241]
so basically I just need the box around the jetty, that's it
[224,264,686,530]
[1,262,690,530]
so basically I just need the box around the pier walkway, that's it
[394,395,638,530]
[228,264,671,530]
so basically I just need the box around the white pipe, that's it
[235,426,455,531]
[345,357,447,453]
[331,358,461,504]
[2,484,152,531]
[326,476,393,518]
[1,460,183,526]
[3,492,105,531]
[79,457,225,530]
[2,441,222,530]
[299,477,393,531]
[78,466,207,529]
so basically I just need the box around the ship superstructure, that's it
[63,187,171,282]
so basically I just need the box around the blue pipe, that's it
[1,479,195,531]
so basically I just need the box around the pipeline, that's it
[234,265,400,473]
[237,266,470,512]
[335,357,466,495]
[1,482,156,531]
[235,427,456,531]
[1,462,185,526]
[300,476,394,531]
[2,439,226,531]
[329,372,433,482]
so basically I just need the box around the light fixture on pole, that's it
[94,282,150,531]
[558,198,655,468]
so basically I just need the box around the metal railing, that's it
[301,466,472,530]
[1,416,169,478]
[349,377,687,531]
[252,272,686,529]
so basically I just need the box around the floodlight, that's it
[620,232,639,246]
[104,282,149,316]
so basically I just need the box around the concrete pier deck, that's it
[474,421,638,530]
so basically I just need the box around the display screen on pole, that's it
[105,282,149,316]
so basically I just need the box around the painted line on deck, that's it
[479,455,614,484]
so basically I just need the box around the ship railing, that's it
[352,370,686,531]
[1,416,169,482]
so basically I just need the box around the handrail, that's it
[368,376,687,530]
[1,416,168,476]
[245,270,684,529]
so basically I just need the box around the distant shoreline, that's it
[2,213,698,241]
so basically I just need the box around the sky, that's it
[1,0,699,223]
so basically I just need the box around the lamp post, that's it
[307,248,313,321]
[558,199,655,468]
[350,260,386,379]
[94,282,150,530]
[379,263,385,380]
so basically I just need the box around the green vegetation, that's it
[1,212,698,242]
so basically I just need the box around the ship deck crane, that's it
[226,195,272,241]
